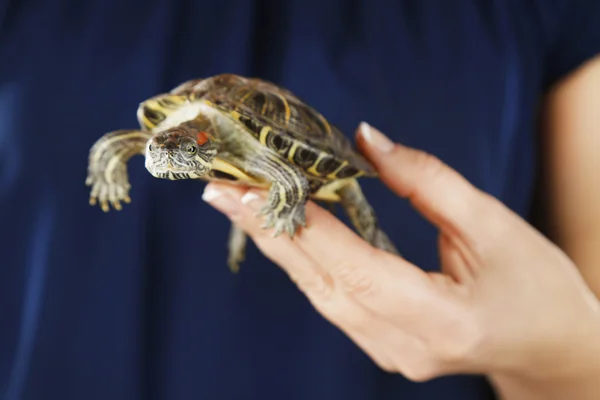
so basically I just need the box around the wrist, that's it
[490,368,600,400]
[487,314,600,400]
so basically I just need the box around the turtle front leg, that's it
[86,129,152,211]
[247,154,310,238]
[337,179,400,255]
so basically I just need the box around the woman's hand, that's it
[202,122,600,399]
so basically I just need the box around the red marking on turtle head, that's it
[196,131,212,146]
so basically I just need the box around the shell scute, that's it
[174,74,377,179]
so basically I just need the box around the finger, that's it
[203,182,449,327]
[232,187,442,323]
[203,182,476,376]
[202,183,327,289]
[203,180,431,299]
[202,183,416,340]
[437,233,478,284]
[355,122,504,241]
[239,186,428,292]
[334,305,459,381]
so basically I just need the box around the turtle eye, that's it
[186,145,197,155]
[148,144,154,151]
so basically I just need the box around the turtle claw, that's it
[259,204,276,229]
[259,205,307,239]
[111,199,123,211]
[294,207,307,228]
[258,204,270,215]
[100,200,111,213]
[86,172,132,212]
[284,218,296,238]
[271,217,296,239]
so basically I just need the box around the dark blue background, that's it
[2,1,599,399]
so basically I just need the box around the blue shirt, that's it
[2,1,600,399]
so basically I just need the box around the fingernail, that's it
[241,191,264,211]
[201,185,223,202]
[359,122,394,153]
[202,185,241,220]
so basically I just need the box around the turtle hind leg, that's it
[227,223,247,273]
[336,179,400,255]
[86,129,151,211]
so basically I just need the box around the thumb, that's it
[355,122,502,240]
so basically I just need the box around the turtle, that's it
[86,73,398,272]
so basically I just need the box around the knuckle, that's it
[412,151,445,181]
[293,273,334,301]
[387,346,441,382]
[401,361,439,382]
[375,359,397,373]
[330,259,378,298]
[403,151,447,198]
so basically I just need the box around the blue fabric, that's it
[2,1,600,399]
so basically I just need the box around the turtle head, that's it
[145,125,218,180]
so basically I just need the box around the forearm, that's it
[561,236,600,300]
[538,55,600,299]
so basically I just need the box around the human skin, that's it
[536,56,600,298]
[201,56,600,399]
[201,122,600,399]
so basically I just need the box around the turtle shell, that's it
[170,74,377,180]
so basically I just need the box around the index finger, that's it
[239,189,431,294]
[356,122,507,242]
